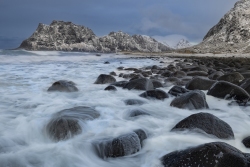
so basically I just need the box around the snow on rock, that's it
[19,21,172,53]
[184,0,250,53]
[175,39,192,49]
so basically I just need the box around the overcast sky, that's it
[0,0,238,49]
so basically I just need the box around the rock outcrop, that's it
[18,20,172,53]
[175,39,192,49]
[182,0,250,53]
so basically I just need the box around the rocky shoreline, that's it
[45,54,250,166]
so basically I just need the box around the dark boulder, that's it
[187,71,208,77]
[151,79,163,88]
[109,71,117,76]
[161,70,172,77]
[170,90,209,110]
[94,129,147,158]
[46,106,100,141]
[171,112,234,139]
[170,71,187,78]
[240,78,250,94]
[218,72,244,85]
[123,78,154,90]
[208,71,224,80]
[139,89,169,100]
[94,74,116,84]
[47,80,78,92]
[124,99,145,105]
[186,77,216,90]
[207,81,250,103]
[168,85,189,96]
[110,81,129,87]
[104,85,117,91]
[242,136,250,148]
[161,142,250,167]
[127,109,150,117]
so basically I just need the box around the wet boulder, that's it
[218,72,244,85]
[110,81,128,87]
[170,90,209,110]
[127,109,150,117]
[208,71,224,80]
[139,89,169,100]
[123,78,154,91]
[151,79,163,88]
[207,81,250,103]
[124,99,146,106]
[242,136,250,148]
[187,71,208,77]
[171,112,234,139]
[47,80,78,92]
[94,129,147,158]
[185,77,216,90]
[104,85,117,91]
[170,71,187,78]
[240,78,250,94]
[46,106,100,141]
[168,85,189,97]
[94,74,116,84]
[161,142,250,167]
[109,71,117,76]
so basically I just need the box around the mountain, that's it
[184,0,250,53]
[175,39,192,49]
[19,20,172,53]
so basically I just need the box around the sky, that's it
[0,0,238,49]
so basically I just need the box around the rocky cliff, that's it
[175,39,192,49]
[19,20,172,53]
[182,0,250,54]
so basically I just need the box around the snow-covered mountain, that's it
[185,0,250,53]
[18,21,172,53]
[175,39,192,49]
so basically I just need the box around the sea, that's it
[0,49,249,167]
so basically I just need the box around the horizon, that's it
[0,0,238,49]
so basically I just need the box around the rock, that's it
[127,109,150,117]
[151,79,163,88]
[94,74,116,84]
[170,90,209,110]
[110,81,128,87]
[170,71,187,78]
[139,89,169,100]
[161,70,172,77]
[129,74,144,81]
[109,71,116,76]
[161,142,250,167]
[217,72,244,85]
[207,81,250,103]
[117,66,124,70]
[186,77,216,90]
[124,99,145,105]
[171,112,234,139]
[242,136,250,148]
[46,106,100,141]
[174,39,192,49]
[94,129,147,158]
[123,78,154,90]
[47,80,78,92]
[241,72,250,78]
[104,85,117,91]
[208,71,224,80]
[168,85,189,96]
[19,21,172,52]
[240,78,250,94]
[187,71,208,77]
[104,61,110,64]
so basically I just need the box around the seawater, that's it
[0,50,249,167]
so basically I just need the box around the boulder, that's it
[127,109,150,117]
[94,129,147,158]
[109,71,117,76]
[123,78,154,90]
[207,81,250,103]
[124,99,145,105]
[187,71,208,76]
[47,80,78,92]
[240,78,250,94]
[151,79,163,88]
[170,71,187,78]
[46,106,100,141]
[218,72,244,85]
[139,89,169,100]
[168,86,189,96]
[208,71,224,80]
[185,77,216,90]
[104,85,117,91]
[110,81,128,87]
[242,136,250,148]
[94,74,116,84]
[161,142,250,167]
[171,112,234,139]
[170,90,209,110]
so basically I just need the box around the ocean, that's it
[0,50,249,167]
